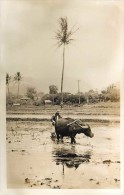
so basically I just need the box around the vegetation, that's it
[6,73,11,97]
[49,85,58,104]
[41,85,120,106]
[49,85,58,95]
[26,87,37,100]
[14,72,22,98]
[6,72,120,106]
[6,93,22,106]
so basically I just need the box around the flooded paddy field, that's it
[6,119,120,189]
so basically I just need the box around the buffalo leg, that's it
[56,134,60,142]
[57,135,63,143]
[73,137,76,144]
[61,136,64,143]
[71,136,76,144]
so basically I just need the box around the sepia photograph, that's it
[0,0,124,194]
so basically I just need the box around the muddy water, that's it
[7,121,120,189]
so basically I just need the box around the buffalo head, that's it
[82,124,94,138]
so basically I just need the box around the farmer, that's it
[51,111,62,126]
[60,101,63,109]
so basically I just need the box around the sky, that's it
[1,0,123,94]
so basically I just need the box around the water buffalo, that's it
[55,118,94,144]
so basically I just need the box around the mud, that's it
[6,120,120,189]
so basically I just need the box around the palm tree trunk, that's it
[7,84,10,97]
[17,81,20,98]
[61,44,65,104]
[79,94,80,105]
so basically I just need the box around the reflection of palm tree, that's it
[62,163,64,175]
[14,72,22,98]
[55,17,78,106]
[6,73,11,97]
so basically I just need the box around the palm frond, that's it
[55,17,78,47]
[14,72,22,82]
[6,73,11,85]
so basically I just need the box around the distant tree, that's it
[6,73,11,97]
[85,89,99,104]
[49,85,58,94]
[6,93,14,106]
[110,89,120,102]
[42,93,51,100]
[6,92,21,106]
[53,93,61,105]
[55,17,78,106]
[26,87,37,100]
[107,84,120,102]
[80,94,86,103]
[101,90,111,102]
[88,89,95,94]
[101,90,107,94]
[42,92,86,105]
[49,85,58,105]
[14,72,22,98]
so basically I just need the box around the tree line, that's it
[6,72,22,98]
[6,72,120,106]
[45,84,120,105]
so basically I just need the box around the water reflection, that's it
[52,146,92,175]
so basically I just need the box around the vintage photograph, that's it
[1,0,123,191]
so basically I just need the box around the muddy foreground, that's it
[6,119,120,189]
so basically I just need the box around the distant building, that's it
[13,103,21,106]
[44,100,52,105]
[20,97,32,105]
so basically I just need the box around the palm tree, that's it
[6,73,11,97]
[55,17,78,107]
[14,72,22,98]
